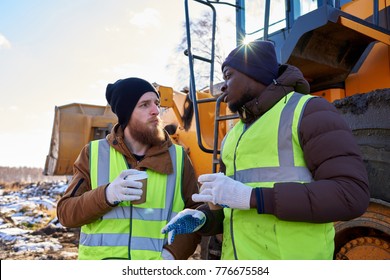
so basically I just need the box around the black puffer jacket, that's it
[201,64,369,233]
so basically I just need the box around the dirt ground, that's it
[0,224,80,260]
[0,181,204,260]
[0,224,202,260]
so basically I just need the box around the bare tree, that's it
[167,10,234,92]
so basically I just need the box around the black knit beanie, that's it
[221,40,279,86]
[106,77,159,128]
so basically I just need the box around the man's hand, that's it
[193,173,252,209]
[105,169,143,205]
[161,209,206,244]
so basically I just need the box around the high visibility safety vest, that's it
[221,92,335,260]
[78,140,185,260]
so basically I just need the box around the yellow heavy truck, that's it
[45,0,390,259]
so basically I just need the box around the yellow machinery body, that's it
[44,103,116,176]
[44,0,390,259]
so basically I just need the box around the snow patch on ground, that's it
[0,181,80,259]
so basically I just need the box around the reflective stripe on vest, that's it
[78,140,184,260]
[221,92,334,260]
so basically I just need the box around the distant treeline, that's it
[0,166,66,184]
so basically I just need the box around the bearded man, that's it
[57,77,201,260]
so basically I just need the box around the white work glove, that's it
[193,173,252,209]
[161,249,175,260]
[161,209,206,245]
[105,169,143,205]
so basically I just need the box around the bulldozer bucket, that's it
[44,103,117,176]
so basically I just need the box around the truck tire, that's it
[335,236,390,260]
[333,89,390,203]
[334,200,390,259]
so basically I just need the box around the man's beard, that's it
[228,89,255,113]
[128,117,165,146]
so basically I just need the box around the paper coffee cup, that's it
[128,171,148,204]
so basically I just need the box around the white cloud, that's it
[129,8,160,29]
[0,34,11,49]
[104,26,120,33]
[0,105,19,112]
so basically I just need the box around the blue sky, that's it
[0,0,232,168]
